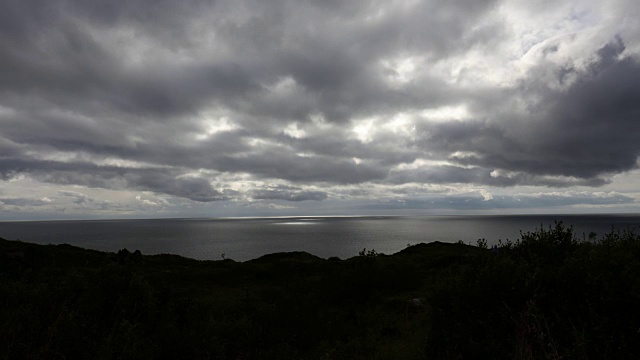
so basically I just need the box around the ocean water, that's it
[1,214,639,261]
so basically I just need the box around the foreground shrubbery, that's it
[1,223,639,359]
[427,223,640,359]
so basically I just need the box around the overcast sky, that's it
[1,0,640,220]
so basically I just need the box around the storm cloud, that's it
[1,0,639,218]
[419,38,640,182]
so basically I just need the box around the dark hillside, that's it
[1,223,639,359]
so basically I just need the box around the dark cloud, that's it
[418,38,640,185]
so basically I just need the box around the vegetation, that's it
[1,222,640,359]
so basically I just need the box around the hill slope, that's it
[2,223,639,359]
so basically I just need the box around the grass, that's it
[1,222,639,359]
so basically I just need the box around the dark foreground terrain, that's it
[2,223,640,359]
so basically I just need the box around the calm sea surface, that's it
[1,215,639,261]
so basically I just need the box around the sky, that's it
[1,0,640,220]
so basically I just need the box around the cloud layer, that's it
[1,0,639,217]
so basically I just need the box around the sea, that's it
[1,214,639,261]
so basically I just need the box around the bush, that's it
[427,222,640,359]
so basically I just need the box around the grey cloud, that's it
[0,1,60,40]
[388,165,608,187]
[0,198,51,207]
[0,0,210,45]
[68,0,211,29]
[418,38,640,184]
[1,0,639,212]
[0,158,228,202]
[1,21,260,122]
[279,129,419,166]
[361,192,635,211]
[57,190,113,210]
[58,190,91,204]
[128,174,229,203]
[0,0,501,123]
[1,39,260,119]
[216,146,389,184]
[112,62,261,117]
[251,188,328,201]
[0,0,499,186]
[1,21,119,103]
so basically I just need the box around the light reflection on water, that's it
[0,214,638,261]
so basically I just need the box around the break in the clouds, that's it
[1,0,639,219]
